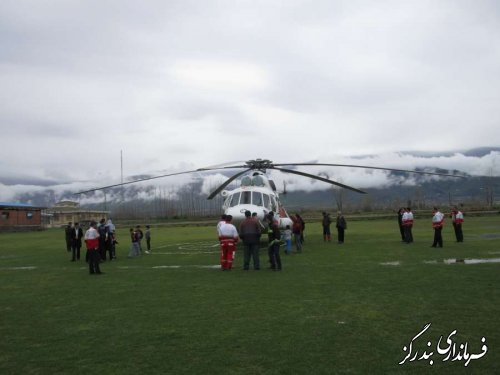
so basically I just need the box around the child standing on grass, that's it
[128,228,140,257]
[283,225,292,254]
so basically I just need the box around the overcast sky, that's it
[1,0,500,201]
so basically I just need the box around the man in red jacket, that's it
[84,221,103,275]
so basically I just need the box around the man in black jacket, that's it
[336,212,347,244]
[70,222,84,261]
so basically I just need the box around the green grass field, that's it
[1,216,499,374]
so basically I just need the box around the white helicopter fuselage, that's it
[221,171,293,230]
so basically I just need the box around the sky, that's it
[1,0,500,202]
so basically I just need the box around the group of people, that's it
[397,206,465,248]
[64,219,153,275]
[217,211,306,272]
[64,219,117,275]
[127,225,152,257]
[321,211,347,244]
[65,219,117,263]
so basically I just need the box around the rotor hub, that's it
[246,159,274,170]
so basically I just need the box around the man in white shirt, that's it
[218,215,239,271]
[431,207,444,248]
[402,207,414,244]
[451,207,464,242]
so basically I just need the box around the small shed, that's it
[0,202,46,232]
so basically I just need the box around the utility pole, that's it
[120,150,124,202]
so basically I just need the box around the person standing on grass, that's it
[402,207,414,244]
[84,221,102,275]
[397,207,405,242]
[105,218,116,260]
[336,211,347,244]
[322,211,332,242]
[216,214,227,237]
[292,214,303,253]
[295,213,305,243]
[218,215,239,271]
[267,216,282,271]
[65,222,73,253]
[98,218,109,261]
[70,222,84,261]
[128,228,141,257]
[239,210,261,270]
[145,225,152,254]
[283,225,292,254]
[431,207,444,248]
[451,206,464,242]
[136,225,144,253]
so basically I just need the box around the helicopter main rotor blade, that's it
[207,168,252,200]
[273,163,465,178]
[272,166,367,194]
[74,169,202,195]
[74,163,251,195]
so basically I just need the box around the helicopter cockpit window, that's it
[252,175,265,187]
[241,176,252,187]
[263,194,270,209]
[241,191,251,204]
[229,192,240,207]
[252,192,263,207]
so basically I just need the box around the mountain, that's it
[3,147,499,214]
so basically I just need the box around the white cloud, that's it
[0,0,499,202]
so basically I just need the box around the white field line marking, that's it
[423,260,439,264]
[380,261,401,266]
[0,266,37,270]
[152,251,218,255]
[444,258,500,265]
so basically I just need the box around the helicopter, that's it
[75,158,464,229]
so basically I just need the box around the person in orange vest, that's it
[431,207,445,248]
[218,215,239,271]
[84,221,103,275]
[451,206,464,242]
